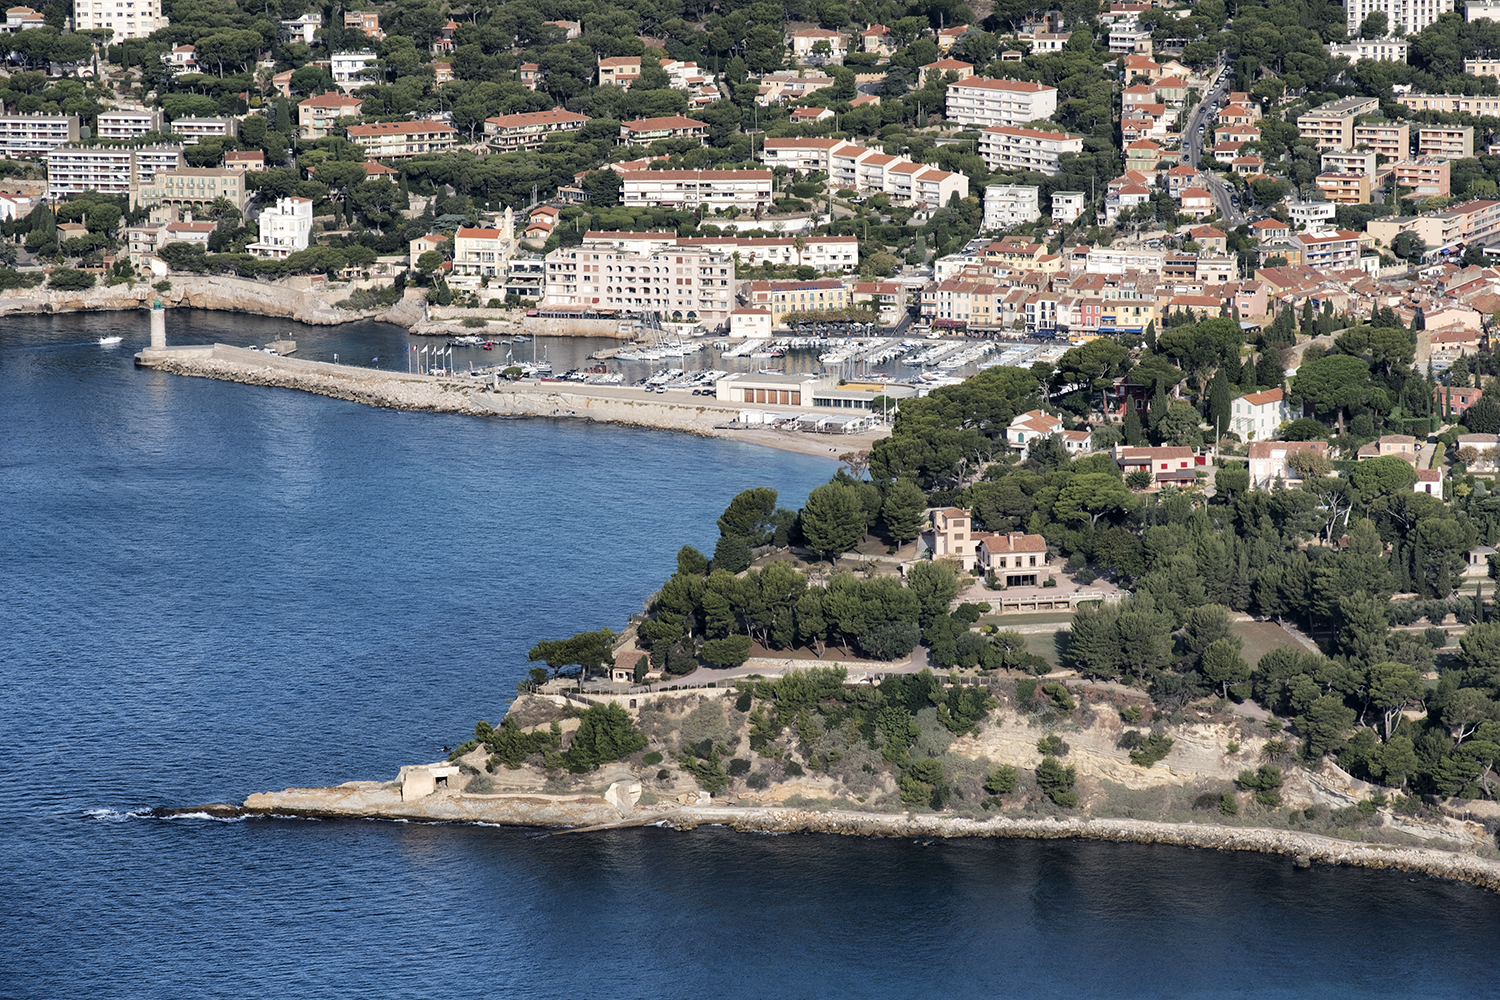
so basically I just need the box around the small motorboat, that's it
[98,336,123,345]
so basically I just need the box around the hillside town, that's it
[5,3,1500,416]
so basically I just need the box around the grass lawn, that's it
[1233,620,1308,666]
[1026,631,1063,668]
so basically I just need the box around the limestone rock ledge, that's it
[243,781,630,827]
[0,276,421,328]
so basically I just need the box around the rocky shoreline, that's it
[0,274,423,328]
[161,785,1500,891]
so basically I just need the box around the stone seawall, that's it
[135,343,746,437]
[0,275,424,328]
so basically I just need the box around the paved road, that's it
[1183,60,1246,229]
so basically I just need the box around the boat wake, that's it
[85,807,247,824]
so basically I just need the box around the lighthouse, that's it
[149,298,165,350]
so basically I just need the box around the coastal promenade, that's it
[134,343,891,455]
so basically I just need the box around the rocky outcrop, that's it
[0,275,417,328]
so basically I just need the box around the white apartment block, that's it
[977,125,1084,175]
[621,169,773,212]
[761,137,848,172]
[945,78,1058,128]
[1052,191,1085,222]
[1321,149,1379,177]
[96,109,164,141]
[984,185,1041,229]
[331,50,379,89]
[676,234,858,271]
[0,113,80,157]
[1231,388,1291,440]
[170,117,238,144]
[484,109,590,152]
[247,196,313,259]
[73,0,167,40]
[1345,0,1452,36]
[760,137,967,207]
[1328,39,1409,62]
[789,28,847,66]
[543,239,736,322]
[47,144,184,198]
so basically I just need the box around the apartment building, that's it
[347,120,456,158]
[1231,388,1291,440]
[96,109,164,141]
[1296,96,1380,151]
[745,278,849,324]
[1464,58,1500,80]
[1291,229,1365,269]
[1418,125,1474,159]
[923,279,1003,328]
[1396,93,1500,114]
[1053,191,1085,222]
[983,184,1041,229]
[621,169,773,212]
[0,113,80,157]
[618,116,709,146]
[544,238,735,322]
[676,235,858,271]
[1321,149,1378,177]
[1344,0,1452,36]
[279,12,320,43]
[223,150,264,173]
[331,50,379,88]
[299,93,364,139]
[170,117,238,144]
[760,136,848,172]
[598,57,641,88]
[1393,157,1452,196]
[73,0,166,39]
[1353,122,1409,159]
[344,10,383,40]
[977,124,1083,175]
[789,28,847,66]
[945,78,1058,128]
[1368,198,1500,247]
[1315,172,1371,204]
[2,6,44,31]
[1328,39,1409,62]
[246,196,313,259]
[47,144,184,198]
[450,226,509,280]
[483,109,590,151]
[131,166,246,214]
[756,72,834,105]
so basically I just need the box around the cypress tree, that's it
[1207,369,1232,440]
[1124,397,1145,445]
[1143,320,1156,351]
[1255,349,1282,389]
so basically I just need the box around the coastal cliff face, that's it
[0,276,423,328]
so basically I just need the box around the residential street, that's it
[1183,61,1245,229]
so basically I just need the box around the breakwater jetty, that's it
[133,344,886,455]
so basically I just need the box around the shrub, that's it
[728,757,751,776]
[1037,734,1070,756]
[984,764,1018,794]
[461,317,487,328]
[642,751,663,766]
[47,267,95,291]
[1042,682,1075,711]
[1220,791,1239,815]
[1192,791,1219,810]
[735,690,753,712]
[656,768,671,780]
[1121,705,1143,724]
[1424,627,1448,649]
[746,772,770,789]
[1227,741,1241,755]
[784,760,805,776]
[1116,730,1146,750]
[1042,576,1058,588]
[1128,734,1175,767]
[1035,757,1077,808]
[1016,678,1037,705]
[1074,568,1096,585]
[1237,765,1284,807]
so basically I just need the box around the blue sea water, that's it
[2,311,1499,999]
